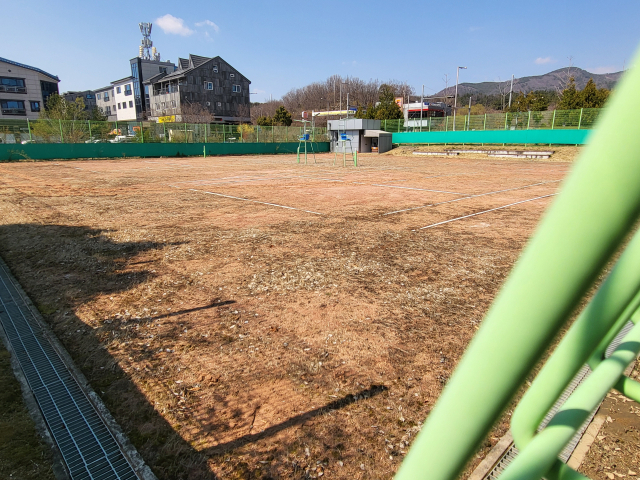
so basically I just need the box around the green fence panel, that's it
[395,47,640,480]
[392,129,590,145]
[0,142,330,161]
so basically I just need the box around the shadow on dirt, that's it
[0,224,382,480]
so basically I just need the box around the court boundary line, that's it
[185,188,323,215]
[417,194,557,230]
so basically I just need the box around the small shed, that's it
[327,119,392,154]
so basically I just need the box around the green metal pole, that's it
[445,116,449,131]
[59,119,64,143]
[272,126,274,143]
[396,49,640,480]
[578,108,584,129]
[184,122,187,143]
[354,150,358,167]
[203,145,206,158]
[205,124,208,143]
[552,110,556,129]
[256,126,259,143]
[139,122,143,143]
[163,122,166,143]
[88,120,92,141]
[527,111,531,130]
[297,146,300,163]
[304,141,307,164]
[504,112,508,130]
[27,119,32,142]
[484,113,487,130]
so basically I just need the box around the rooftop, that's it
[0,57,59,81]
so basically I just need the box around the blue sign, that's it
[300,133,310,141]
[340,133,348,141]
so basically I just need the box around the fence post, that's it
[578,108,584,130]
[184,123,187,143]
[446,116,449,131]
[205,124,208,143]
[286,126,289,142]
[484,113,487,130]
[27,119,32,142]
[551,110,556,130]
[163,122,166,142]
[223,126,226,143]
[257,126,259,143]
[88,120,92,141]
[504,112,508,130]
[139,122,144,143]
[272,126,274,143]
[59,119,64,143]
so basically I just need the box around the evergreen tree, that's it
[580,78,610,108]
[272,106,292,126]
[256,115,273,126]
[558,77,582,110]
[373,84,402,120]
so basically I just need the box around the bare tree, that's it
[179,102,216,123]
[554,56,575,97]
[495,78,512,111]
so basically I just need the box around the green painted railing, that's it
[0,121,328,145]
[381,108,601,133]
[396,49,640,479]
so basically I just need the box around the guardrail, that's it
[395,48,640,480]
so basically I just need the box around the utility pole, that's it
[420,84,424,132]
[508,74,514,108]
[453,66,467,132]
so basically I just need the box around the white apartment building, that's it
[95,85,116,121]
[0,56,60,120]
[112,76,136,121]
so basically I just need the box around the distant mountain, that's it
[436,67,623,97]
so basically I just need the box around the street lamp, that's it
[453,66,467,131]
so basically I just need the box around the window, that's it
[118,103,121,109]
[205,82,213,90]
[159,67,167,74]
[1,100,26,115]
[105,106,111,115]
[161,102,166,108]
[171,100,176,107]
[104,93,109,101]
[213,65,218,73]
[232,84,241,93]
[112,105,116,112]
[96,93,101,100]
[30,101,41,112]
[230,73,235,78]
[124,84,132,96]
[0,77,26,93]
[122,102,127,109]
[217,102,221,107]
[129,100,133,108]
[116,86,121,93]
[86,94,93,99]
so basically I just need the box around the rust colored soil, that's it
[0,154,573,479]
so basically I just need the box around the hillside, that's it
[437,67,622,97]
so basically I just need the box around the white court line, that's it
[186,188,323,215]
[371,184,465,195]
[383,181,560,215]
[417,194,557,230]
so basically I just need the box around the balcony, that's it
[1,108,27,115]
[0,85,27,93]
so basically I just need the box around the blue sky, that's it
[3,0,640,102]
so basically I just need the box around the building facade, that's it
[62,90,97,112]
[0,57,60,120]
[129,57,176,120]
[95,86,116,121]
[112,76,137,121]
[146,54,250,123]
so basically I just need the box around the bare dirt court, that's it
[0,153,572,479]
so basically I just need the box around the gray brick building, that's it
[145,54,250,123]
[0,57,59,120]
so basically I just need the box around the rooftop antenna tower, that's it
[138,22,161,61]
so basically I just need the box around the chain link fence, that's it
[0,120,329,145]
[380,107,602,133]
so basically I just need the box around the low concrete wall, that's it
[392,129,591,145]
[0,142,330,161]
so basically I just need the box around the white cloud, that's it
[535,57,554,65]
[195,19,220,33]
[587,66,619,74]
[155,14,194,36]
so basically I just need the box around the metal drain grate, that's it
[484,321,634,479]
[0,263,139,480]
